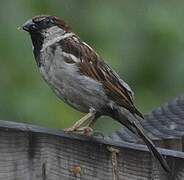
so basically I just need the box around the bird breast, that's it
[38,45,109,113]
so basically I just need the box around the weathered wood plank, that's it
[0,120,183,179]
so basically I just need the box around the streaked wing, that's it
[59,37,143,118]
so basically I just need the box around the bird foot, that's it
[64,127,93,136]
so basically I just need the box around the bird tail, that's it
[115,108,170,173]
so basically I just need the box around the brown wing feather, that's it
[59,37,143,118]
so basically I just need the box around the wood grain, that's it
[0,120,183,179]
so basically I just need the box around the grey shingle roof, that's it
[110,95,184,143]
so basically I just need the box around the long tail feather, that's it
[116,108,170,173]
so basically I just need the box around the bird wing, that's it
[59,37,143,118]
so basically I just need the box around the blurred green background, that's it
[0,0,183,135]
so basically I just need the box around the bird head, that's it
[20,15,71,37]
[20,15,74,60]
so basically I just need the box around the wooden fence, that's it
[0,95,184,180]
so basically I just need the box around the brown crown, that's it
[32,15,71,32]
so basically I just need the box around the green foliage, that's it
[0,1,183,135]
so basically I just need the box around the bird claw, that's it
[64,127,75,132]
[64,127,93,136]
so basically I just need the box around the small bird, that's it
[21,15,170,172]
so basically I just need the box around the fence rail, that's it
[0,119,183,180]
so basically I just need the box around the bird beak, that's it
[18,19,37,32]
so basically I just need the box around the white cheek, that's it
[42,26,65,37]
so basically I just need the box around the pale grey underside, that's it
[39,45,110,113]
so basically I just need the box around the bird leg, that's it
[64,109,96,135]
